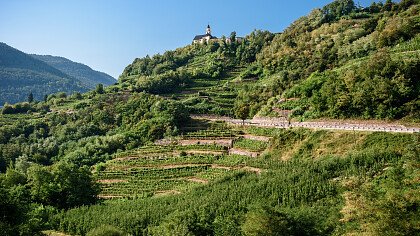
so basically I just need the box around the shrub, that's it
[86,225,127,236]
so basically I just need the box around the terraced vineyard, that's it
[169,59,249,116]
[94,120,269,199]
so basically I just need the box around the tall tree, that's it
[95,84,104,94]
[234,102,250,125]
[27,92,33,103]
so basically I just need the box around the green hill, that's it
[0,43,115,105]
[32,55,116,88]
[0,42,89,105]
[0,1,419,235]
[119,0,419,121]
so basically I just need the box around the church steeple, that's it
[206,24,211,35]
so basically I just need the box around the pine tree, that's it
[95,84,104,94]
[28,92,34,103]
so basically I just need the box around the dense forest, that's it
[0,43,115,105]
[31,55,116,88]
[0,0,419,235]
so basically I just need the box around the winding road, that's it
[191,115,420,133]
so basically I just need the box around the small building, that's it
[225,36,244,44]
[193,25,218,44]
[193,25,244,44]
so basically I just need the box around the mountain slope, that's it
[118,0,419,121]
[0,42,89,105]
[32,55,116,88]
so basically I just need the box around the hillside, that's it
[0,0,419,235]
[119,0,419,122]
[32,55,116,88]
[0,43,89,105]
[0,43,115,105]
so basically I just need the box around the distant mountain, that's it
[32,55,116,88]
[0,43,115,105]
[0,42,89,105]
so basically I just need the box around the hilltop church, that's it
[193,25,218,44]
[193,25,244,44]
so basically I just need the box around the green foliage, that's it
[0,43,89,105]
[234,101,250,121]
[0,87,192,232]
[27,161,99,209]
[284,72,328,98]
[321,0,356,23]
[23,129,414,236]
[291,49,420,119]
[246,1,420,120]
[233,138,268,152]
[32,54,116,88]
[2,102,33,114]
[134,70,193,94]
[1,1,420,235]
[241,206,293,236]
[27,92,34,103]
[377,15,420,47]
[86,225,128,236]
[0,166,59,235]
[0,45,114,105]
[235,30,275,64]
[95,84,105,94]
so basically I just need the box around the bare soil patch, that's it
[229,148,260,158]
[242,134,271,142]
[160,163,209,169]
[98,194,125,199]
[186,177,209,184]
[211,164,262,175]
[97,179,128,184]
[179,139,233,147]
[184,150,226,155]
[154,190,181,197]
[242,166,262,175]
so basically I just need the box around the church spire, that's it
[206,24,211,35]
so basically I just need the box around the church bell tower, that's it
[206,24,211,35]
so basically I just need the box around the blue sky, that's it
[0,0,379,78]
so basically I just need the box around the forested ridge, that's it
[0,0,419,235]
[0,43,115,105]
[31,55,116,88]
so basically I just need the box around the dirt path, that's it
[107,163,263,175]
[191,115,420,133]
[97,179,128,184]
[184,150,226,155]
[211,164,263,175]
[178,139,233,147]
[98,194,125,199]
